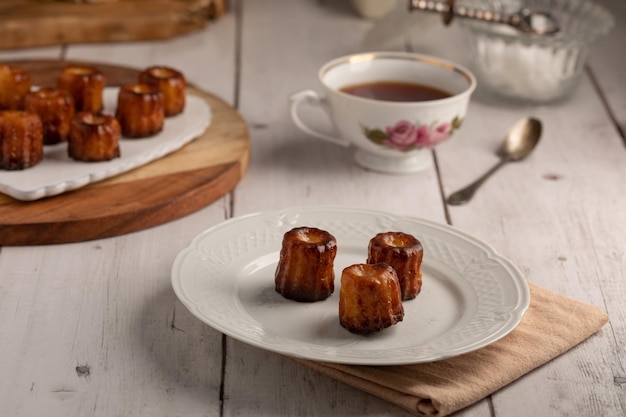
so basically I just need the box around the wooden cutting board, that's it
[0,0,228,50]
[0,60,249,246]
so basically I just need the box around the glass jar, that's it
[459,0,614,104]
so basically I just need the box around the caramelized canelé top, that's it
[339,262,404,335]
[274,227,337,302]
[138,66,186,117]
[0,65,32,110]
[115,83,164,138]
[369,231,423,251]
[58,65,106,113]
[367,231,423,300]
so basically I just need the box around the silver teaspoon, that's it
[408,0,560,35]
[446,117,542,206]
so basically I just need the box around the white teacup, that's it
[289,52,477,174]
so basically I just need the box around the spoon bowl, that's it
[497,117,542,160]
[447,117,542,205]
[515,8,559,35]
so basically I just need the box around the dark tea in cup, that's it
[340,81,451,102]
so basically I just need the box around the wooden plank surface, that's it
[0,60,249,245]
[0,0,228,50]
[590,0,626,139]
[412,13,626,417]
[227,1,452,416]
[0,15,236,417]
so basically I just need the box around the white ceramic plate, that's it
[171,206,530,365]
[0,87,211,201]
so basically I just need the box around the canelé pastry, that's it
[367,231,423,300]
[68,112,121,162]
[339,263,404,335]
[25,88,75,145]
[274,227,337,302]
[0,110,43,170]
[0,65,32,110]
[138,66,186,117]
[58,65,105,113]
[115,84,164,138]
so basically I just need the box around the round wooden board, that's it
[0,60,249,246]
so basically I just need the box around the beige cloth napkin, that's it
[293,281,609,416]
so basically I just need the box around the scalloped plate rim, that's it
[171,206,530,365]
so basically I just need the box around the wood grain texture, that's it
[0,19,235,417]
[422,24,626,417]
[590,0,626,141]
[0,0,228,50]
[0,60,249,245]
[226,1,452,416]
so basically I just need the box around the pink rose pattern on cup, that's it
[362,116,463,151]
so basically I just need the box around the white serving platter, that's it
[0,87,211,201]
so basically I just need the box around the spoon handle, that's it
[446,158,508,205]
[408,0,512,26]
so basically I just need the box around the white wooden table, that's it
[1,0,625,416]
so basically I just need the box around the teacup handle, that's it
[289,90,351,147]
